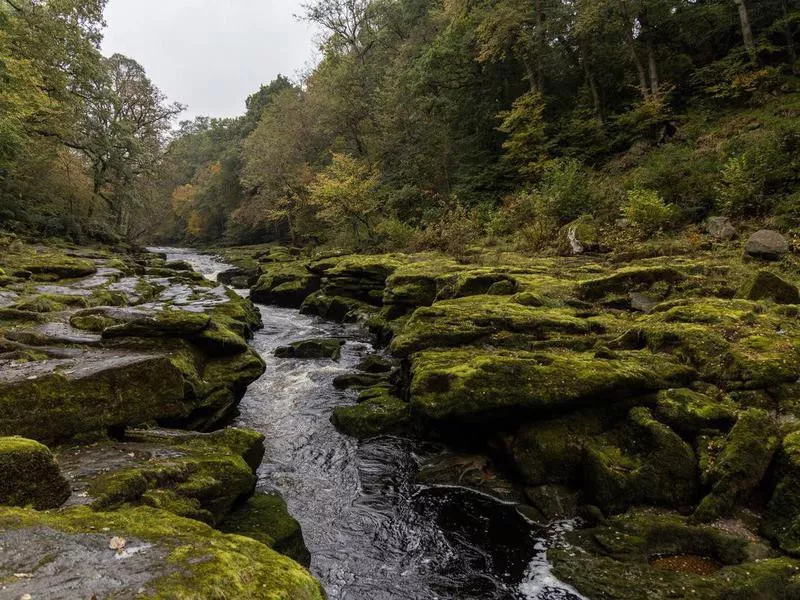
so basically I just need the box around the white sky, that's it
[101,0,319,120]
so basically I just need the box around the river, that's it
[153,247,585,600]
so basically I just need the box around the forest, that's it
[2,0,800,251]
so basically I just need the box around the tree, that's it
[733,0,756,59]
[307,153,381,247]
[72,54,183,232]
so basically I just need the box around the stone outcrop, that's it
[745,229,789,259]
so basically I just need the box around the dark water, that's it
[153,247,585,600]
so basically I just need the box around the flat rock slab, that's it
[0,526,165,600]
[0,350,187,442]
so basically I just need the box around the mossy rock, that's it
[739,270,800,305]
[510,413,604,487]
[275,338,345,360]
[764,430,800,556]
[300,291,370,322]
[0,437,70,509]
[0,352,188,442]
[390,296,595,356]
[550,509,797,600]
[583,407,698,514]
[638,299,800,389]
[221,493,311,567]
[332,372,389,390]
[18,254,97,279]
[331,391,411,439]
[87,451,255,526]
[250,263,320,307]
[693,408,779,522]
[436,270,519,300]
[0,505,325,599]
[556,215,600,256]
[578,266,684,301]
[654,388,738,437]
[409,348,695,422]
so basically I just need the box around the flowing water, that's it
[153,247,585,600]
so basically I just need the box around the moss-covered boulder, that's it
[331,390,411,439]
[578,266,684,301]
[0,351,188,442]
[0,437,70,509]
[390,296,594,356]
[250,263,320,307]
[583,407,698,514]
[550,510,797,600]
[739,270,800,304]
[300,291,371,322]
[66,428,262,526]
[764,431,800,556]
[275,338,345,360]
[221,493,311,566]
[653,388,738,437]
[18,253,97,279]
[556,215,600,256]
[410,348,694,422]
[0,505,325,599]
[693,408,779,522]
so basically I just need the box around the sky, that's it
[101,0,319,121]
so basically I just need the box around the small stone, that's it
[745,229,789,260]
[705,216,737,241]
[109,536,127,553]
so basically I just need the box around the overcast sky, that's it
[101,0,319,120]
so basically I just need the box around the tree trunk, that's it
[783,0,797,71]
[733,0,756,59]
[535,0,544,93]
[579,43,603,121]
[626,28,650,99]
[647,42,659,96]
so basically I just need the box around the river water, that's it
[153,247,585,600]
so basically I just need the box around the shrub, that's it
[621,187,675,235]
[373,217,420,252]
[535,158,595,224]
[716,154,766,217]
[423,202,482,261]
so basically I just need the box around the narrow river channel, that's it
[154,247,585,600]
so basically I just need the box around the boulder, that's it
[274,338,345,360]
[764,431,800,555]
[557,215,600,255]
[739,270,800,304]
[0,437,70,509]
[356,354,394,373]
[745,229,789,260]
[693,408,779,522]
[221,493,311,567]
[410,348,695,422]
[578,266,684,301]
[705,216,737,241]
[0,505,325,599]
[331,390,410,439]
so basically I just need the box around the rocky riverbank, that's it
[0,234,324,599]
[217,230,800,599]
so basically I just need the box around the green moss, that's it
[85,431,260,525]
[221,493,311,566]
[17,254,97,279]
[0,437,70,509]
[739,270,800,304]
[654,388,738,437]
[0,505,326,599]
[0,354,189,442]
[693,408,779,522]
[331,391,411,439]
[583,408,698,514]
[410,348,695,422]
[550,509,798,600]
[578,266,685,301]
[250,262,319,307]
[275,338,344,360]
[764,431,800,555]
[391,296,595,356]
